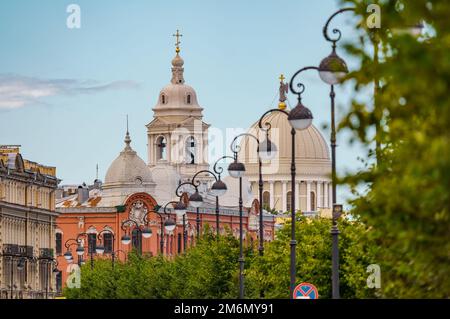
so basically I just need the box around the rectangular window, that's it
[103,233,113,254]
[88,234,97,254]
[131,229,142,254]
[55,233,62,255]
[56,271,62,295]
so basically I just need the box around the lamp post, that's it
[286,7,352,299]
[120,204,175,256]
[46,258,59,299]
[175,181,203,247]
[257,77,313,299]
[121,219,145,254]
[227,143,246,299]
[212,156,231,237]
[290,66,343,299]
[230,132,275,256]
[142,205,176,254]
[190,164,228,239]
[162,200,185,253]
[63,232,92,269]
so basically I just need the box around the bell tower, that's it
[146,31,211,185]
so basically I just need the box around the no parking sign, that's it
[293,282,319,299]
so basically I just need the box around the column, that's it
[269,181,274,209]
[282,181,287,212]
[324,182,329,208]
[317,181,322,210]
[306,181,311,211]
[295,180,300,213]
[329,183,333,207]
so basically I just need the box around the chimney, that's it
[77,184,89,204]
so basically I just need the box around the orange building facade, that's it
[55,190,274,290]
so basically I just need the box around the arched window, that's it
[262,191,270,209]
[187,94,191,104]
[161,94,166,104]
[156,136,167,160]
[286,191,292,212]
[186,136,196,164]
[310,192,316,211]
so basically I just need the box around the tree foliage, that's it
[246,217,378,299]
[338,0,450,297]
[64,219,376,299]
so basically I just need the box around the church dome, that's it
[171,54,184,67]
[152,51,203,118]
[239,110,331,177]
[104,131,153,188]
[240,111,330,160]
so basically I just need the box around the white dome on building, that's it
[104,132,153,187]
[238,107,332,214]
[101,130,155,207]
[152,52,203,119]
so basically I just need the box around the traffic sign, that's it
[293,282,319,299]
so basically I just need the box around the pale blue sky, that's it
[0,0,367,205]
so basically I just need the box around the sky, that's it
[0,0,367,206]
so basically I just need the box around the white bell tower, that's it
[146,31,211,186]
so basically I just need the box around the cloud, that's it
[0,74,139,109]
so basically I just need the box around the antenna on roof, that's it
[96,163,99,180]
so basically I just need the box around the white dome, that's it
[241,111,330,160]
[104,132,154,188]
[152,51,203,118]
[239,110,331,177]
[153,83,203,117]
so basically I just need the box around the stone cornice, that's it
[0,201,59,217]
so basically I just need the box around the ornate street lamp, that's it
[227,142,246,299]
[162,200,185,253]
[188,158,229,239]
[121,219,145,255]
[231,132,271,257]
[142,205,175,254]
[286,7,353,299]
[175,180,204,244]
[64,232,93,269]
[211,156,230,237]
[121,203,176,256]
[257,77,313,299]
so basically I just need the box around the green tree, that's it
[338,0,450,297]
[246,217,378,299]
[64,227,245,299]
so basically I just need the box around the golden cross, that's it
[173,29,183,52]
[279,74,285,82]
